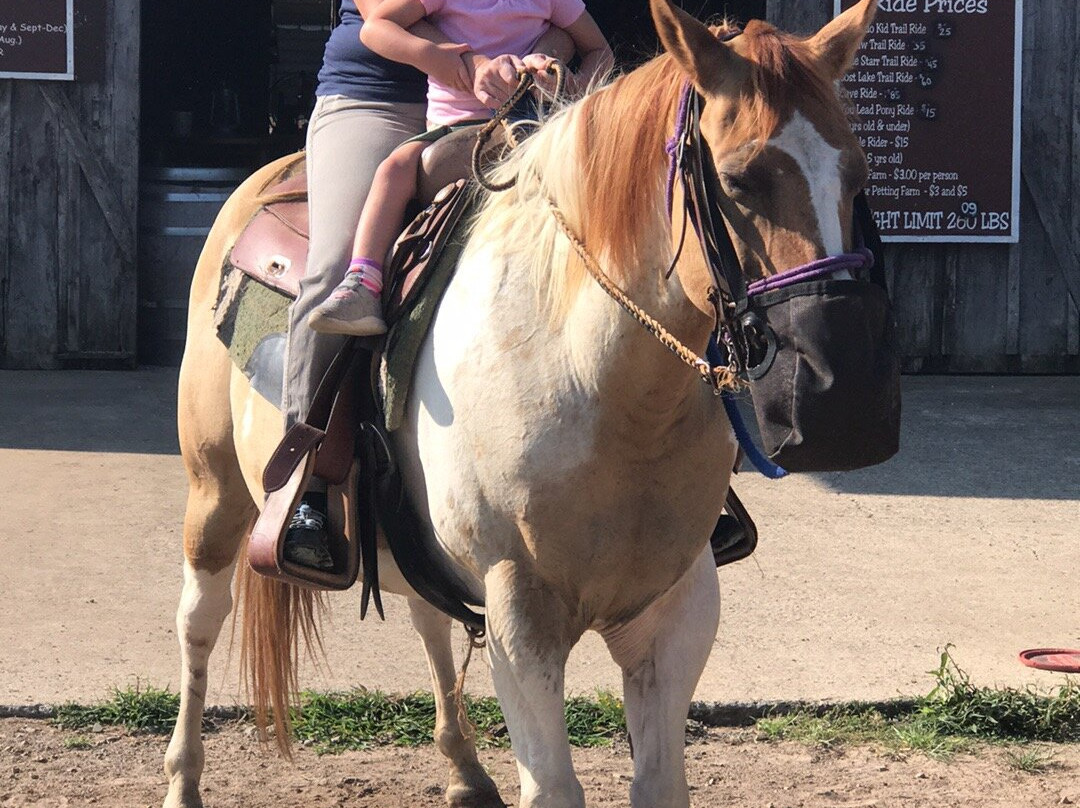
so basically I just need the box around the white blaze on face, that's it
[769,112,845,256]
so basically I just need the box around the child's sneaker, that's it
[309,271,387,336]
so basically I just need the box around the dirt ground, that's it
[2,718,1079,808]
[1,370,1079,807]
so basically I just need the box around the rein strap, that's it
[545,201,740,391]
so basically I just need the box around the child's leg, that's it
[308,139,427,336]
[351,139,426,264]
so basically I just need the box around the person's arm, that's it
[359,0,471,91]
[533,25,575,65]
[355,0,454,52]
[481,11,611,104]
[554,10,613,94]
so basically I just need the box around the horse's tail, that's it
[234,531,326,758]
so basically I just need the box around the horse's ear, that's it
[650,0,734,91]
[807,0,877,80]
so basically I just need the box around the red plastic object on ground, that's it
[1018,648,1080,673]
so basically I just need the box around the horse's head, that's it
[651,0,876,279]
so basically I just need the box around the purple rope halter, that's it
[746,247,875,296]
[664,82,693,217]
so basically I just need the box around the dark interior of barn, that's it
[138,0,766,171]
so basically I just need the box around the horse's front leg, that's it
[484,560,586,808]
[602,547,720,808]
[408,598,505,808]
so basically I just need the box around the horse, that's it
[163,1,877,805]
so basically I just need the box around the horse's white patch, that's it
[177,562,234,650]
[769,113,844,256]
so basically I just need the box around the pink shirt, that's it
[418,0,586,125]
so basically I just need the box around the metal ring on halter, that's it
[740,311,778,381]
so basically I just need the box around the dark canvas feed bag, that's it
[733,189,900,472]
[725,189,901,472]
[738,273,901,472]
[680,88,901,473]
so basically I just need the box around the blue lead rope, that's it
[708,337,788,479]
[721,392,787,479]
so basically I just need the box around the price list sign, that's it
[835,0,1022,242]
[0,0,74,80]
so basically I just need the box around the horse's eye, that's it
[721,172,752,196]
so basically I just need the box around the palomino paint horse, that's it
[164,0,876,805]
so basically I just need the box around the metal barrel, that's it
[137,166,249,365]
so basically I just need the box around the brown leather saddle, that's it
[228,126,490,301]
[242,127,494,602]
[235,127,758,622]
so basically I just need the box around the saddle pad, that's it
[381,190,480,432]
[213,267,290,408]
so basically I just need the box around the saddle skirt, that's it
[227,156,308,298]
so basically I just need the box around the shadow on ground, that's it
[721,376,1077,501]
[0,367,181,455]
[2,369,1078,499]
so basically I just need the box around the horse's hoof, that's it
[162,786,204,808]
[446,772,507,808]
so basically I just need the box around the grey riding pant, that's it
[282,94,426,427]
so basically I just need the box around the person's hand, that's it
[472,53,526,108]
[522,53,561,97]
[427,42,473,93]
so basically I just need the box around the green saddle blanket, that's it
[382,190,479,431]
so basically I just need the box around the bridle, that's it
[671,79,881,383]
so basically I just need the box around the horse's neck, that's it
[483,231,715,441]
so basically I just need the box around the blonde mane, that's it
[472,20,839,319]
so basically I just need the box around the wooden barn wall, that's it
[0,0,139,369]
[771,0,1080,373]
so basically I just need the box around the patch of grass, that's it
[54,684,180,734]
[756,707,888,749]
[888,716,971,759]
[292,690,439,752]
[1004,747,1058,774]
[753,647,1080,758]
[754,707,970,760]
[62,735,93,750]
[915,647,1080,743]
[47,683,625,752]
[292,690,626,754]
[564,692,627,748]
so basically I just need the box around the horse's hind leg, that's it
[602,548,720,808]
[484,561,586,808]
[408,599,504,808]
[164,373,255,808]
